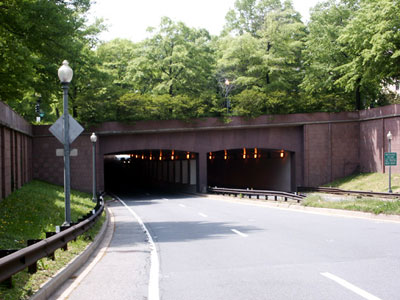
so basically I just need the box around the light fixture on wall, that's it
[186,152,190,160]
[254,148,258,159]
[209,152,213,160]
[171,150,175,161]
[159,150,163,161]
[224,149,228,160]
[280,150,285,158]
[243,148,247,159]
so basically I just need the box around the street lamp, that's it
[58,60,73,225]
[224,79,231,113]
[387,131,393,193]
[90,133,97,203]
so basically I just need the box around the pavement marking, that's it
[321,272,382,300]
[198,212,208,218]
[118,198,160,300]
[231,229,248,237]
[179,204,186,208]
[162,198,169,201]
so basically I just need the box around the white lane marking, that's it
[179,204,186,208]
[231,229,248,237]
[198,213,208,218]
[321,272,382,300]
[118,197,160,300]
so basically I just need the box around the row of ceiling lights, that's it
[209,148,285,160]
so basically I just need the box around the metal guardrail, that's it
[0,200,104,284]
[297,186,400,199]
[208,187,305,203]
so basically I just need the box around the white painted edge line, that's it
[321,272,382,300]
[117,197,160,300]
[231,229,248,237]
[198,212,208,218]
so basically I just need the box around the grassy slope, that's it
[0,180,104,300]
[323,172,400,193]
[304,173,400,215]
[0,180,95,249]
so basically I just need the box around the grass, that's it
[322,172,400,193]
[303,173,400,215]
[0,180,105,300]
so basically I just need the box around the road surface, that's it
[58,193,400,300]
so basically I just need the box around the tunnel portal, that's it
[104,150,198,193]
[207,148,293,191]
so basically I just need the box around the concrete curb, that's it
[30,206,110,300]
[200,193,400,223]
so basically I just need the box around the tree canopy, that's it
[2,0,400,125]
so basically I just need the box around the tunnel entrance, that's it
[207,148,294,192]
[104,150,198,193]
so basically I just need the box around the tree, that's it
[0,0,99,121]
[336,0,400,108]
[223,0,282,37]
[301,0,362,111]
[126,17,216,97]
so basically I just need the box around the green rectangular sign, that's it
[384,152,397,166]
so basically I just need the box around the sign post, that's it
[385,131,396,193]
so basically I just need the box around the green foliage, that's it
[0,0,97,122]
[0,181,104,300]
[0,180,96,249]
[3,0,400,123]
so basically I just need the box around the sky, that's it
[88,0,321,42]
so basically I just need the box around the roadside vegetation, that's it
[2,0,400,126]
[303,173,400,215]
[0,180,105,300]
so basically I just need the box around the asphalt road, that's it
[60,193,400,300]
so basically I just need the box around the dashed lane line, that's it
[231,229,248,237]
[321,272,382,300]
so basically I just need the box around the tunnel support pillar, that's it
[198,152,207,193]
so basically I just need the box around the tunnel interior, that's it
[207,148,293,191]
[104,150,198,194]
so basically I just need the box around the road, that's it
[61,193,400,300]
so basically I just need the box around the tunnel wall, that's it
[30,104,400,193]
[0,102,33,200]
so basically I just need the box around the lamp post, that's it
[387,131,393,193]
[90,133,97,203]
[58,60,73,225]
[224,79,231,113]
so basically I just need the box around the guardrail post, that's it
[60,226,70,251]
[27,239,42,274]
[0,250,17,287]
[45,232,57,260]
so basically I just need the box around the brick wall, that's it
[0,102,33,200]
[28,103,400,193]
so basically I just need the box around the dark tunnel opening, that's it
[104,150,199,194]
[207,148,293,192]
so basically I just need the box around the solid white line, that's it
[179,204,186,208]
[118,198,160,300]
[198,213,208,218]
[321,272,382,300]
[231,229,248,237]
